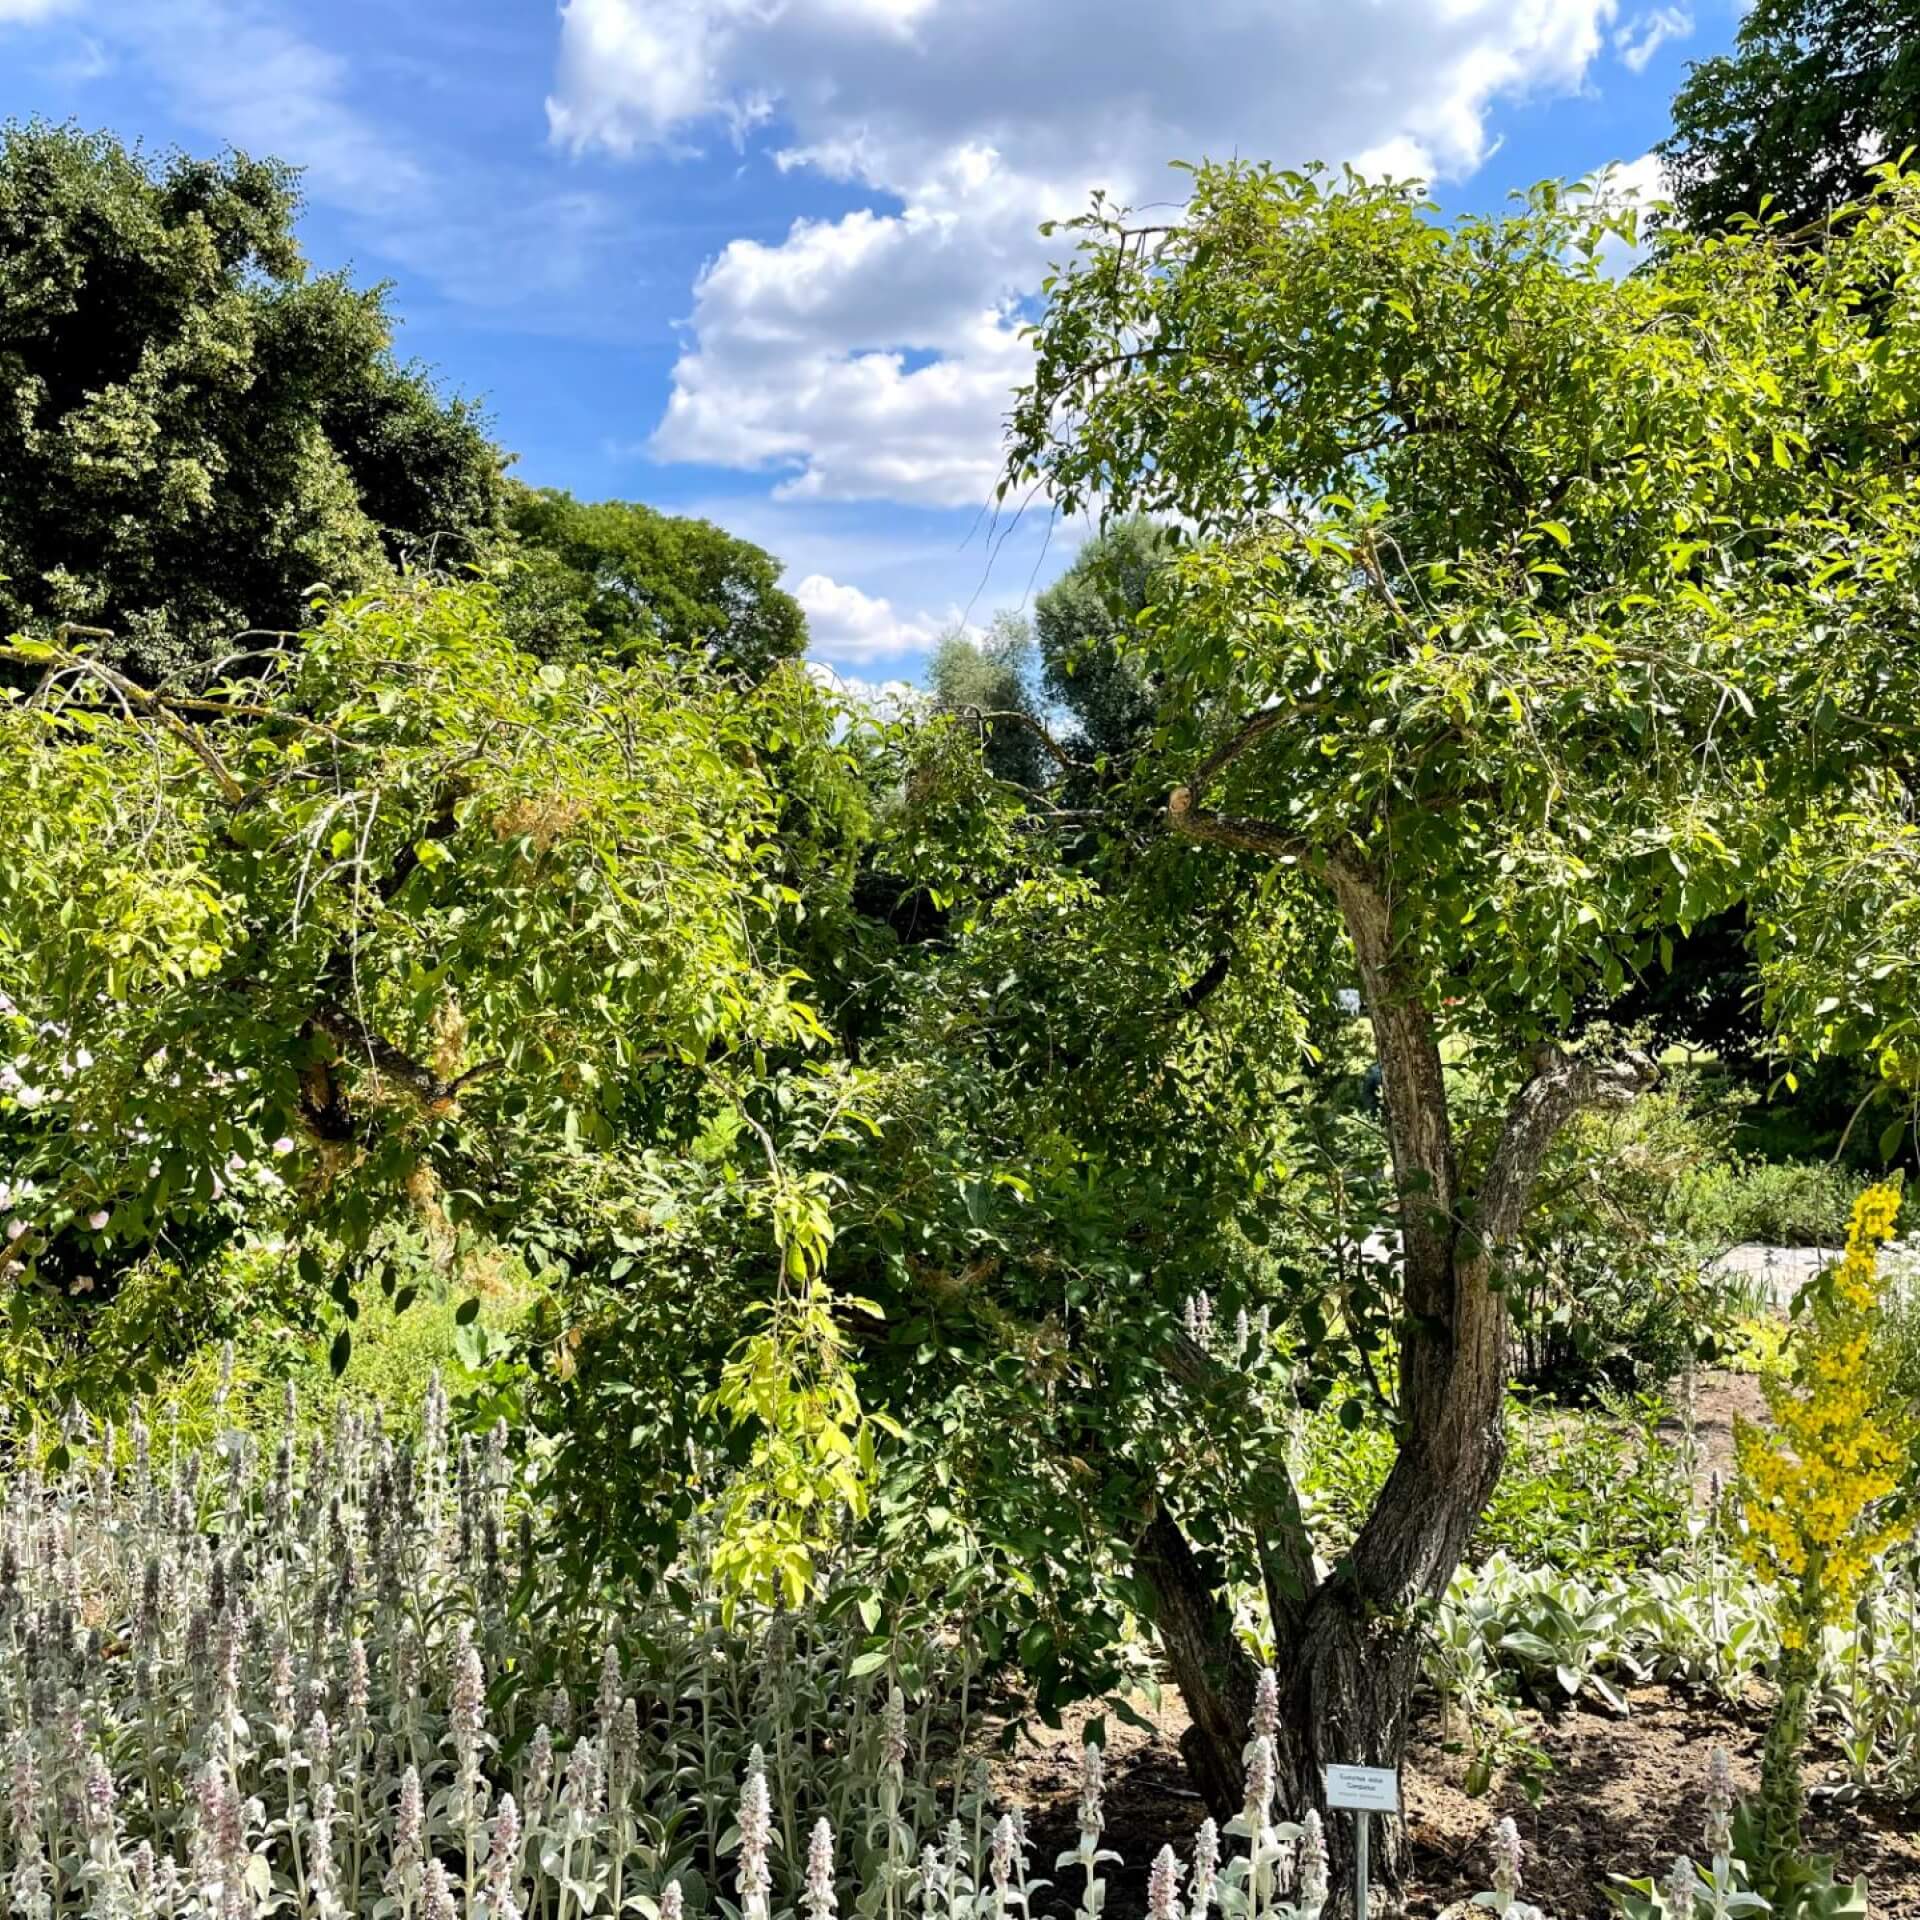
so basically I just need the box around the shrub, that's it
[1667,1159,1879,1250]
[1300,1390,1690,1575]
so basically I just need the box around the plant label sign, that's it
[1324,1765,1399,1813]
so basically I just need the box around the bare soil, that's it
[1660,1369,1769,1496]
[990,1681,1920,1917]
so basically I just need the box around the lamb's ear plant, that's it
[1608,1749,1771,1920]
[1470,1817,1543,1920]
[1187,1819,1219,1920]
[2,1369,1898,1920]
[858,1689,913,1920]
[1147,1847,1183,1920]
[1053,1744,1117,1920]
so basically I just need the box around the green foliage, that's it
[1504,1082,1738,1392]
[0,121,503,682]
[926,611,1049,789]
[15,1260,528,1459]
[1012,160,1920,1059]
[0,575,895,1598]
[1874,1259,1920,1411]
[1668,1156,1879,1248]
[1301,1392,1691,1574]
[1660,0,1920,233]
[500,483,806,680]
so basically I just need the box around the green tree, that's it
[827,699,1336,1704]
[1006,160,1920,1856]
[0,578,881,1597]
[502,483,806,680]
[0,122,504,684]
[926,610,1051,789]
[1035,516,1173,768]
[1661,0,1920,232]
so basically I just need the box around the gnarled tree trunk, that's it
[1149,796,1653,1886]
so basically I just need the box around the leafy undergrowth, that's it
[9,1360,1920,1920]
[0,1377,1770,1920]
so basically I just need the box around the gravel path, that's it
[1709,1238,1920,1305]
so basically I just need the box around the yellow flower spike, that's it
[1736,1182,1911,1634]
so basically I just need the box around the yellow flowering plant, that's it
[1735,1181,1909,1900]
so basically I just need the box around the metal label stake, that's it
[1324,1764,1400,1920]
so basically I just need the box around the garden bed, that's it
[996,1680,1920,1918]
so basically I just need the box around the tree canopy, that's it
[998,157,1920,1830]
[502,483,807,681]
[1661,0,1920,232]
[0,122,504,683]
[0,581,889,1591]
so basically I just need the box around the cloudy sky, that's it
[2,0,1728,686]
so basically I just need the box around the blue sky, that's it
[1,0,1736,689]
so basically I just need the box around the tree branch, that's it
[1186,704,1317,790]
[1179,948,1234,1011]
[1473,1048,1658,1251]
[1167,786,1318,863]
[1,634,349,807]
[952,704,1086,775]
[308,1004,502,1115]
[1325,865,1458,1315]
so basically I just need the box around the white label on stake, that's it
[1323,1765,1399,1812]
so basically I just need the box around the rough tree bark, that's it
[1145,784,1654,1880]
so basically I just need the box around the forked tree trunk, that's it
[1139,1422,1501,1883]
[1147,809,1653,1888]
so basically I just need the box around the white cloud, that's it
[805,660,927,721]
[1593,152,1667,274]
[0,0,74,20]
[1614,5,1692,72]
[551,0,1625,509]
[794,572,952,664]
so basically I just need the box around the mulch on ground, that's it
[990,1682,1920,1917]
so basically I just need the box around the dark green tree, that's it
[1661,0,1920,231]
[1035,516,1173,767]
[501,483,806,680]
[0,122,505,683]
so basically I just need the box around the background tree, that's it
[502,482,806,680]
[1005,160,1920,1863]
[1653,0,1920,1144]
[1660,0,1920,232]
[0,122,504,683]
[926,609,1051,789]
[1035,516,1172,770]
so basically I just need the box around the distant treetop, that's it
[1660,0,1920,233]
[0,120,506,682]
[500,484,807,683]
